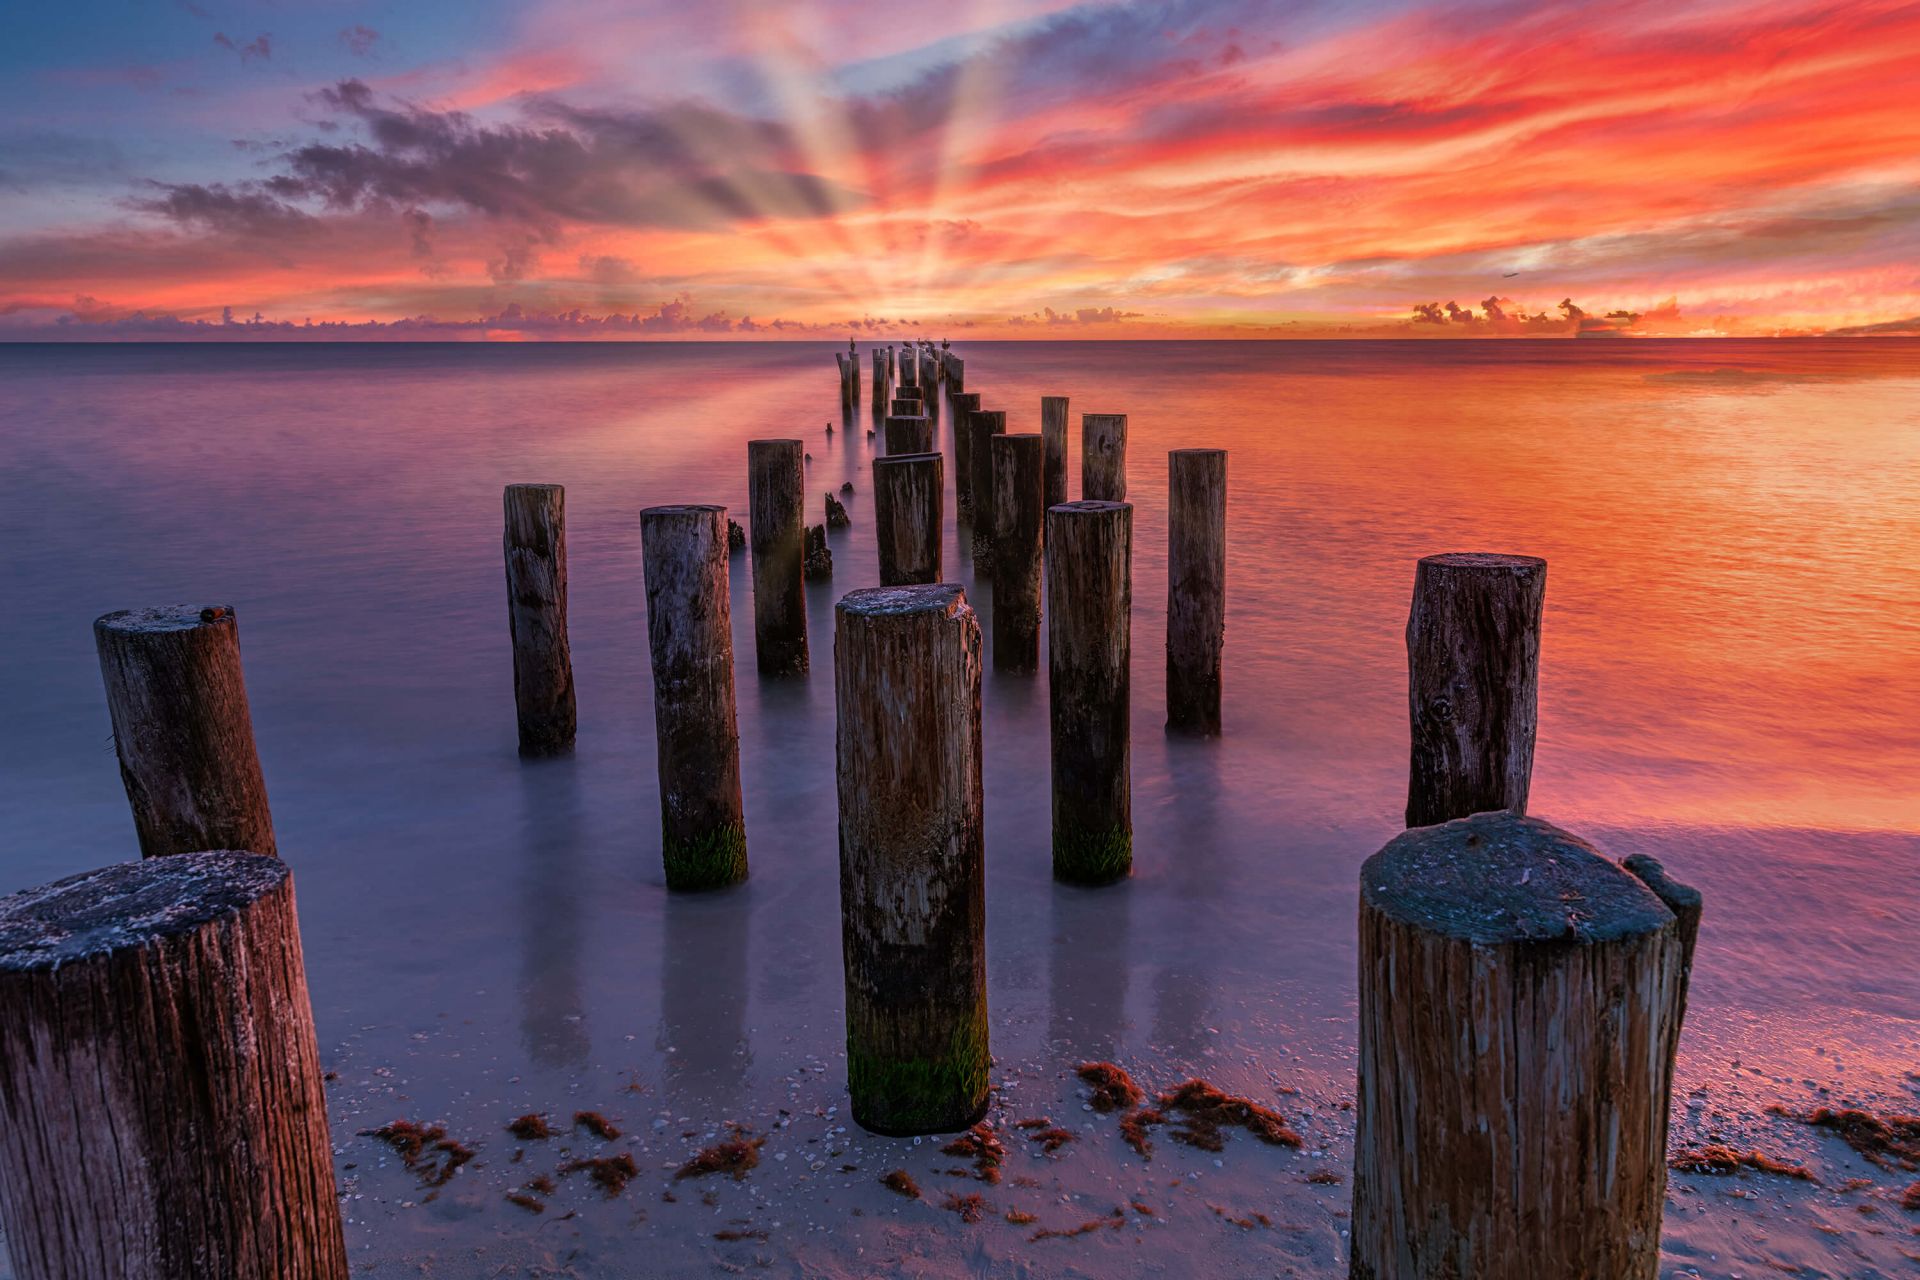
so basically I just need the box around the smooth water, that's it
[1,339,1916,1277]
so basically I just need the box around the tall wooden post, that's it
[966,409,1006,570]
[642,505,748,891]
[835,584,989,1136]
[0,851,347,1280]
[948,355,965,392]
[901,349,917,388]
[748,440,809,675]
[990,433,1045,673]
[1166,449,1227,735]
[1045,501,1132,884]
[949,393,982,510]
[94,605,277,858]
[873,453,943,586]
[870,349,888,409]
[501,484,577,757]
[1081,413,1128,501]
[884,413,932,456]
[1041,396,1070,509]
[1405,553,1546,827]
[1351,812,1696,1280]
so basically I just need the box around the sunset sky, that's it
[4,0,1920,338]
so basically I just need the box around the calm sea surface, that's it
[0,339,1916,1277]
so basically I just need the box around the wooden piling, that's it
[889,397,921,418]
[94,605,277,858]
[834,584,989,1136]
[966,409,1006,569]
[641,505,748,891]
[1041,396,1070,508]
[1045,500,1132,884]
[1404,552,1546,827]
[500,484,578,757]
[1166,449,1227,735]
[873,453,944,586]
[870,349,888,408]
[884,413,933,456]
[1081,413,1128,501]
[990,433,1045,673]
[0,851,347,1280]
[949,393,981,510]
[1351,812,1695,1280]
[948,354,965,393]
[748,439,809,675]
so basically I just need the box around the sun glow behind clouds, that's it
[3,0,1920,337]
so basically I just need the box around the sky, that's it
[3,0,1919,339]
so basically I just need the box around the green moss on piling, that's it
[663,824,748,892]
[1053,827,1132,885]
[847,1017,990,1135]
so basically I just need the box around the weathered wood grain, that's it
[642,505,748,890]
[873,453,944,586]
[501,484,577,757]
[990,433,1045,673]
[834,584,989,1136]
[1166,449,1227,735]
[94,605,277,857]
[0,851,347,1280]
[1081,413,1128,501]
[948,393,982,511]
[1046,500,1133,884]
[966,409,1006,572]
[1404,552,1546,827]
[884,413,933,456]
[1350,812,1695,1280]
[748,439,809,675]
[1041,396,1070,509]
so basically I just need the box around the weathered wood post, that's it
[642,505,748,890]
[990,433,1045,673]
[94,605,277,858]
[1404,553,1546,827]
[0,851,347,1280]
[1166,448,1227,735]
[1350,812,1697,1280]
[1045,500,1132,883]
[835,584,989,1136]
[500,484,578,757]
[748,439,809,675]
[873,453,944,586]
[949,393,981,510]
[884,413,932,456]
[889,397,922,419]
[1081,413,1128,500]
[948,354,965,392]
[901,347,918,388]
[1041,396,1070,509]
[966,409,1006,570]
[870,348,888,409]
[836,352,856,407]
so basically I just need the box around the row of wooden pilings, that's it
[0,349,1700,1279]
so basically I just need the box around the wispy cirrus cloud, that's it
[4,0,1920,337]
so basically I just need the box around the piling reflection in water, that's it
[516,759,590,1068]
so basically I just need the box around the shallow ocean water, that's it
[0,338,1916,1277]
